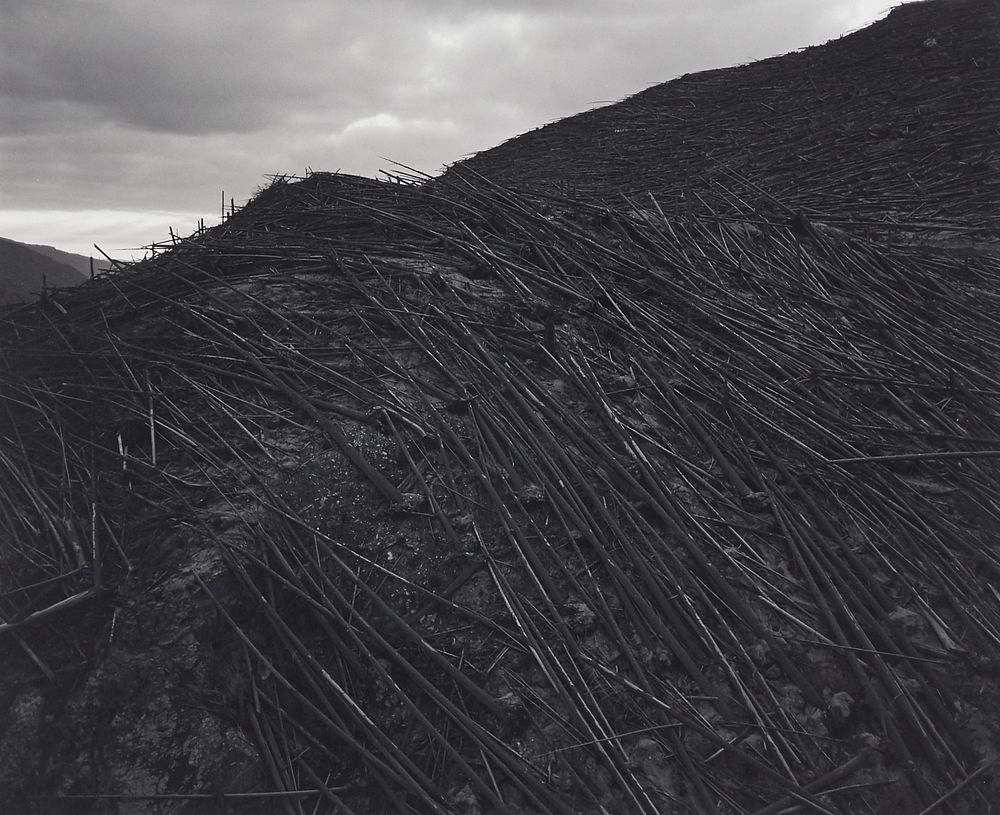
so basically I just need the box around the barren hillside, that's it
[446,0,999,245]
[1,1,999,813]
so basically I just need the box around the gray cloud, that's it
[1,1,379,134]
[0,0,907,255]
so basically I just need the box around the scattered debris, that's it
[1,1,999,813]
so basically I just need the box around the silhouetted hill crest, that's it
[0,237,87,305]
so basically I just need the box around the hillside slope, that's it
[445,0,999,245]
[17,240,113,280]
[0,238,87,304]
[1,2,999,813]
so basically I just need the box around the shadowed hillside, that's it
[15,240,114,281]
[1,2,999,813]
[0,238,87,304]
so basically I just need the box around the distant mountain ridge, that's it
[0,237,94,305]
[17,240,113,279]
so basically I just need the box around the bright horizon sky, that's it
[1,0,906,261]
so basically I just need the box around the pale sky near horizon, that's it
[1,0,907,260]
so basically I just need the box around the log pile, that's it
[1,1,998,812]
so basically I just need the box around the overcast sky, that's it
[1,0,905,259]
